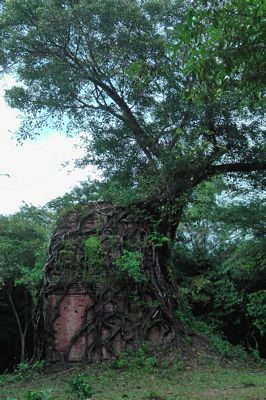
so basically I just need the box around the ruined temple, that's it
[39,203,179,364]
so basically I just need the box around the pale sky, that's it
[0,77,98,215]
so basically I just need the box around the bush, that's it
[13,360,45,382]
[16,361,31,374]
[69,372,93,399]
[115,249,145,283]
[113,343,156,371]
[246,290,266,336]
[24,389,52,400]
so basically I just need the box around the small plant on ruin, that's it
[84,236,106,282]
[85,236,103,268]
[115,249,145,283]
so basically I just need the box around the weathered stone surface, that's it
[41,203,178,364]
[49,291,91,361]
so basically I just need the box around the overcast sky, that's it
[0,77,98,215]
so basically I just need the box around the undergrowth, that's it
[112,343,157,371]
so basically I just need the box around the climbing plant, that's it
[115,249,145,283]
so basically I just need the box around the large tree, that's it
[0,0,265,354]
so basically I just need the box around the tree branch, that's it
[209,161,266,176]
[55,45,160,164]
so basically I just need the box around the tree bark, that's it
[8,291,28,363]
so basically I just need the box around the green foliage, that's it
[0,0,264,213]
[0,360,46,387]
[147,232,169,248]
[0,211,48,291]
[113,343,156,371]
[0,207,50,363]
[188,318,233,359]
[212,279,243,317]
[99,181,143,207]
[57,238,82,273]
[6,360,46,384]
[115,249,145,283]
[174,175,266,356]
[84,236,103,269]
[56,204,89,222]
[0,0,265,371]
[144,391,165,400]
[0,207,49,291]
[69,372,93,400]
[221,240,266,282]
[16,361,30,371]
[15,361,31,375]
[174,0,266,108]
[171,357,186,372]
[15,360,45,375]
[31,360,45,374]
[3,398,17,400]
[83,236,107,283]
[46,180,101,213]
[246,291,266,336]
[2,362,266,400]
[24,389,52,400]
[211,336,232,359]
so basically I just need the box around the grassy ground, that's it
[0,354,265,400]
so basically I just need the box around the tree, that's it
[174,0,266,108]
[46,180,101,213]
[174,177,266,355]
[0,206,50,363]
[0,0,265,351]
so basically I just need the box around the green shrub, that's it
[16,361,31,373]
[181,317,234,359]
[69,372,93,399]
[113,343,156,371]
[84,236,106,282]
[115,249,145,283]
[0,373,10,385]
[212,278,243,316]
[171,357,185,372]
[14,360,45,381]
[246,290,266,336]
[145,390,165,399]
[31,360,45,373]
[3,398,17,400]
[212,336,232,358]
[114,352,129,369]
[85,236,103,268]
[24,389,52,400]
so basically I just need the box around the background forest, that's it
[0,0,265,374]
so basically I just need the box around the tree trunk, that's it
[20,333,26,364]
[8,291,28,363]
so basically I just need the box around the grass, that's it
[0,356,265,400]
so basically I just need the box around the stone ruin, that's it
[38,203,179,364]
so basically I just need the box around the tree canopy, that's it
[174,0,266,108]
[0,0,265,229]
[0,205,50,362]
